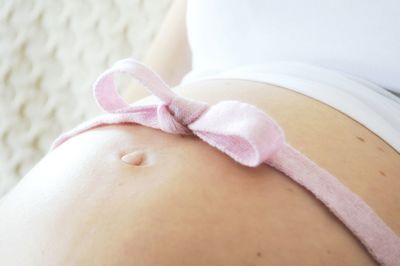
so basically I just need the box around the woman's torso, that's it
[0,79,399,265]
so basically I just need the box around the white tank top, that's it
[181,0,400,152]
[184,0,400,93]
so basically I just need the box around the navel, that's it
[121,150,147,166]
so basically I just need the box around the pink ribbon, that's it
[51,58,400,265]
[52,58,285,167]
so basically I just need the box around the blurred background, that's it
[0,0,172,196]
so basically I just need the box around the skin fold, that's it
[0,79,398,265]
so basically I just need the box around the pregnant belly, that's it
[0,79,398,266]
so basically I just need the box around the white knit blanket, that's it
[0,0,171,196]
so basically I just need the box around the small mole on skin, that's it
[326,249,331,255]
[378,147,385,152]
[256,252,262,257]
[379,170,386,177]
[356,136,365,142]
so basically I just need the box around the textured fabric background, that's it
[0,0,172,196]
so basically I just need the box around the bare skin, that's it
[0,79,398,265]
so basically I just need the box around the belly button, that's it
[121,150,147,166]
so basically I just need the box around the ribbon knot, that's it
[157,95,209,134]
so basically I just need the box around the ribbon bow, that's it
[52,58,285,167]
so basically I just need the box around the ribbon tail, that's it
[266,143,400,266]
[49,105,159,151]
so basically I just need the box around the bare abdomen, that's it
[0,79,398,265]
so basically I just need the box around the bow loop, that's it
[93,58,174,113]
[189,101,285,167]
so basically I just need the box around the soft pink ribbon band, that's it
[51,58,400,266]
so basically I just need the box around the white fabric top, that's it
[180,0,400,152]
